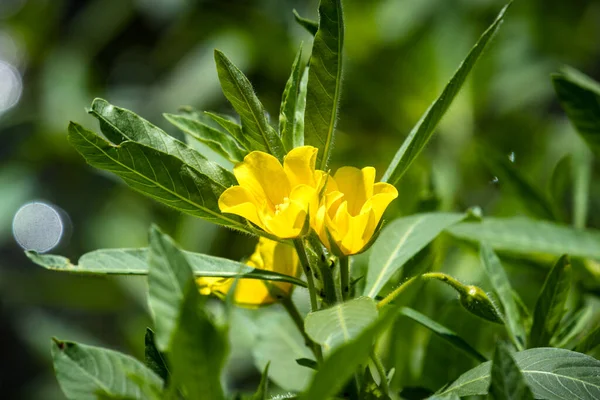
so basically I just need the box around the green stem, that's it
[371,349,389,396]
[293,238,319,312]
[340,256,350,300]
[281,297,323,363]
[377,276,419,309]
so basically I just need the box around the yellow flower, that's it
[313,166,398,255]
[218,146,324,238]
[196,237,299,307]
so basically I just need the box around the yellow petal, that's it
[283,146,319,187]
[362,182,398,220]
[333,167,376,216]
[234,151,290,209]
[340,211,372,254]
[218,186,264,229]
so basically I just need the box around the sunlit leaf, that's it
[304,0,344,169]
[529,255,571,348]
[440,348,600,399]
[305,297,378,352]
[382,4,510,186]
[279,44,305,151]
[364,212,465,298]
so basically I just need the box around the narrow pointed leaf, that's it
[529,255,572,348]
[293,9,318,36]
[26,248,307,287]
[480,244,527,350]
[576,325,600,353]
[365,212,465,298]
[382,4,509,185]
[52,339,163,400]
[214,50,285,159]
[304,297,378,352]
[304,0,344,169]
[399,307,487,362]
[204,112,250,150]
[144,328,169,384]
[279,44,305,151]
[251,362,270,400]
[67,122,250,233]
[440,347,600,399]
[489,342,535,400]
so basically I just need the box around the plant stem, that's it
[371,349,389,396]
[293,238,319,312]
[339,256,350,300]
[281,296,323,363]
[376,275,419,309]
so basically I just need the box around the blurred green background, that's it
[1,0,599,398]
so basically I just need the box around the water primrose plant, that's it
[24,0,600,399]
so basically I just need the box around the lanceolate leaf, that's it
[280,44,305,151]
[480,244,527,350]
[382,4,510,186]
[447,217,600,260]
[399,307,487,363]
[364,212,465,298]
[552,67,600,156]
[164,112,246,162]
[205,112,251,150]
[52,339,163,400]
[292,9,318,36]
[251,363,271,400]
[304,297,378,352]
[214,50,285,159]
[440,347,600,399]
[89,98,236,188]
[304,0,344,169]
[489,342,535,400]
[529,255,571,348]
[144,328,170,384]
[26,248,307,287]
[67,122,250,233]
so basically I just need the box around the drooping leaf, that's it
[279,44,305,151]
[26,248,306,287]
[364,212,465,298]
[447,217,600,260]
[292,9,318,36]
[304,297,378,352]
[251,362,271,400]
[300,308,398,400]
[67,122,250,233]
[529,255,571,348]
[489,342,535,400]
[89,98,236,188]
[304,0,344,169]
[214,50,285,159]
[440,347,600,399]
[399,307,487,362]
[164,112,246,162]
[480,244,527,350]
[382,4,510,186]
[144,328,169,385]
[576,324,600,354]
[52,339,163,400]
[552,67,600,156]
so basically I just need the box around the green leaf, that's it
[398,307,487,363]
[164,112,246,162]
[300,308,399,400]
[554,306,594,348]
[26,248,306,287]
[576,324,600,353]
[52,339,163,400]
[552,67,600,156]
[67,122,250,233]
[304,297,378,352]
[144,328,169,385]
[479,146,558,221]
[440,347,600,399]
[295,358,318,370]
[170,281,227,400]
[480,244,527,350]
[382,4,510,186]
[447,217,600,260]
[214,50,285,159]
[364,212,465,298]
[549,155,572,217]
[279,44,305,151]
[89,98,236,188]
[489,342,534,400]
[293,9,318,36]
[529,255,572,348]
[304,0,344,169]
[204,111,250,149]
[147,226,194,351]
[251,362,270,400]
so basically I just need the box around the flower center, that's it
[275,197,291,215]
